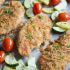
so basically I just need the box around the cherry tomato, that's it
[49,0,61,6]
[0,51,5,63]
[58,12,70,22]
[2,38,14,52]
[66,0,70,3]
[33,2,42,15]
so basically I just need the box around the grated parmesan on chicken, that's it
[17,14,52,56]
[0,0,5,6]
[39,31,70,70]
[0,1,25,34]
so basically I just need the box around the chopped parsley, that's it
[67,44,70,48]
[26,33,33,40]
[32,24,35,29]
[60,53,64,59]
[38,15,43,19]
[54,44,61,50]
[60,54,64,59]
[0,14,4,17]
[5,8,13,15]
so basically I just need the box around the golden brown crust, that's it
[17,14,52,56]
[39,31,70,70]
[0,1,25,34]
[0,0,5,6]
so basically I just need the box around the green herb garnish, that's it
[60,55,64,59]
[60,53,64,59]
[54,44,61,50]
[32,24,36,29]
[0,14,4,17]
[5,9,13,15]
[38,15,43,19]
[67,44,70,48]
[26,33,33,40]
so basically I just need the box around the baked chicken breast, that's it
[39,31,70,70]
[0,1,25,34]
[0,0,5,6]
[17,14,52,56]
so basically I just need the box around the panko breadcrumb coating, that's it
[39,31,70,70]
[0,1,25,34]
[0,0,5,6]
[17,14,52,56]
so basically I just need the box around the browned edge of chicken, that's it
[39,31,70,70]
[17,14,52,56]
[0,0,5,6]
[0,1,25,34]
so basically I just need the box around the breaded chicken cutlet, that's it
[0,0,5,6]
[39,31,70,70]
[17,14,52,56]
[0,1,25,34]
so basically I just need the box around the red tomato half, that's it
[33,2,42,15]
[2,38,14,52]
[0,51,5,63]
[49,0,61,6]
[58,12,70,22]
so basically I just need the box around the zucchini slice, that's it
[54,0,67,11]
[42,7,54,14]
[16,57,38,70]
[3,65,16,70]
[18,59,24,65]
[39,0,50,5]
[24,0,33,8]
[5,54,18,66]
[16,65,38,70]
[51,11,60,20]
[16,59,25,70]
[53,27,66,33]
[23,66,38,70]
[56,22,70,30]
[26,8,34,18]
[28,56,36,67]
